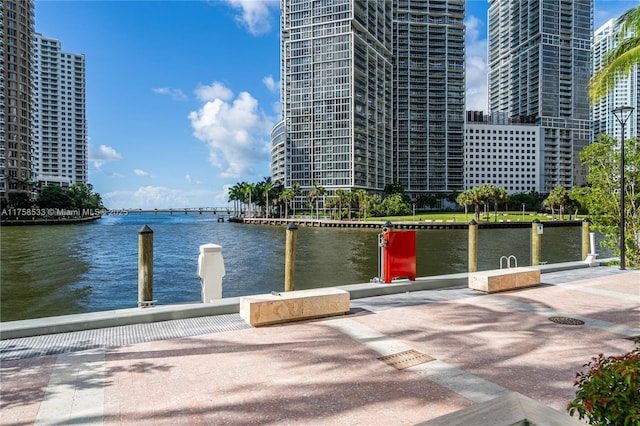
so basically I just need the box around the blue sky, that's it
[34,0,639,209]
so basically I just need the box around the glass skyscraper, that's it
[274,0,465,206]
[1,0,35,200]
[393,0,465,194]
[488,0,593,191]
[592,18,638,141]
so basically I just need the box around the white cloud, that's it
[152,87,187,101]
[103,186,188,210]
[271,100,282,120]
[102,186,219,210]
[89,144,122,168]
[185,174,204,185]
[262,75,279,92]
[216,184,233,206]
[224,0,277,36]
[134,169,154,178]
[465,15,489,112]
[189,83,273,179]
[195,82,234,102]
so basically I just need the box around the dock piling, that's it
[468,219,478,272]
[285,222,298,292]
[531,220,542,266]
[138,225,154,307]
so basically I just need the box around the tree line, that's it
[1,183,104,217]
[228,178,552,222]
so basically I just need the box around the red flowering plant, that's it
[567,344,640,425]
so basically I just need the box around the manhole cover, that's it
[377,349,435,370]
[548,316,584,325]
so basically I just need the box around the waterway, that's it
[0,213,609,322]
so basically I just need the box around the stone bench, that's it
[240,288,350,326]
[468,267,540,293]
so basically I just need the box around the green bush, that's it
[568,345,640,425]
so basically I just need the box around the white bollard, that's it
[584,232,599,265]
[198,243,225,302]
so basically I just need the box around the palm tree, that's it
[242,182,256,217]
[324,196,338,219]
[261,177,273,218]
[291,182,301,218]
[494,186,509,220]
[345,191,354,220]
[456,191,473,222]
[468,187,484,221]
[544,186,570,220]
[361,194,380,220]
[308,182,326,219]
[353,189,368,220]
[480,183,509,222]
[589,5,640,103]
[228,182,244,216]
[271,181,284,218]
[279,188,294,219]
[335,189,349,220]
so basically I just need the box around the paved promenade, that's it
[1,267,638,425]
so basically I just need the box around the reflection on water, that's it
[0,214,608,321]
[1,224,92,320]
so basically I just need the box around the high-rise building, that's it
[274,0,465,206]
[1,0,35,200]
[465,112,541,194]
[488,0,593,192]
[592,18,638,141]
[393,0,465,195]
[32,34,88,188]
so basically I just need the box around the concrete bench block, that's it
[240,288,350,326]
[468,267,540,293]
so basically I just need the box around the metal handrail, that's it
[500,255,518,269]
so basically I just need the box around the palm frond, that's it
[589,5,640,104]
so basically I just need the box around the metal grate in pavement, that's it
[0,313,251,361]
[377,349,435,370]
[548,316,585,325]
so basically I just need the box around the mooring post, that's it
[468,219,478,272]
[581,218,592,261]
[531,219,542,266]
[284,222,298,292]
[138,225,154,307]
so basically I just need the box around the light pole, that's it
[612,105,634,270]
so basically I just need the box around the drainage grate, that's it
[548,316,585,325]
[377,349,435,370]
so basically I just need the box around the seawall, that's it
[0,260,603,340]
[232,217,583,230]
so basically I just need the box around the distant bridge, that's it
[126,208,241,215]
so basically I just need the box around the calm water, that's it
[1,213,604,321]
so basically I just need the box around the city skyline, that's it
[33,0,638,209]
